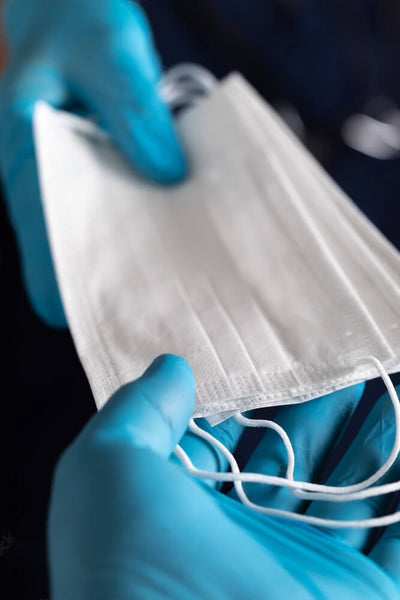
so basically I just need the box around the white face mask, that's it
[34,68,400,528]
[33,71,400,421]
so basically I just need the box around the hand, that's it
[0,0,186,327]
[48,354,400,599]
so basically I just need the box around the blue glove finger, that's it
[306,385,400,552]
[0,0,187,328]
[0,65,71,326]
[81,353,195,458]
[229,383,365,512]
[369,512,400,588]
[70,1,187,184]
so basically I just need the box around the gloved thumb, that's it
[88,354,195,458]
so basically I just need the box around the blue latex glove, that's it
[0,0,187,328]
[48,354,400,599]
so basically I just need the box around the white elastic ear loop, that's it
[292,355,400,500]
[175,418,400,528]
[174,356,400,528]
[234,413,296,481]
[158,63,218,109]
[231,356,400,505]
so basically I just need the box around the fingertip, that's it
[148,138,189,185]
[30,293,68,329]
[137,353,196,442]
[123,113,189,185]
[145,352,193,372]
[143,353,195,399]
[90,353,195,457]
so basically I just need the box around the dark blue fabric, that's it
[141,0,400,249]
[142,0,400,130]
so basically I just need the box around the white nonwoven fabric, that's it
[33,72,400,424]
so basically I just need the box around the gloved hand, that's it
[48,354,400,599]
[0,0,186,327]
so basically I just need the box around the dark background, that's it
[2,1,400,597]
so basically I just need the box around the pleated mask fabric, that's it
[33,72,400,425]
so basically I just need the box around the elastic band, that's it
[293,356,400,500]
[159,63,217,109]
[174,356,400,528]
[234,413,296,481]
